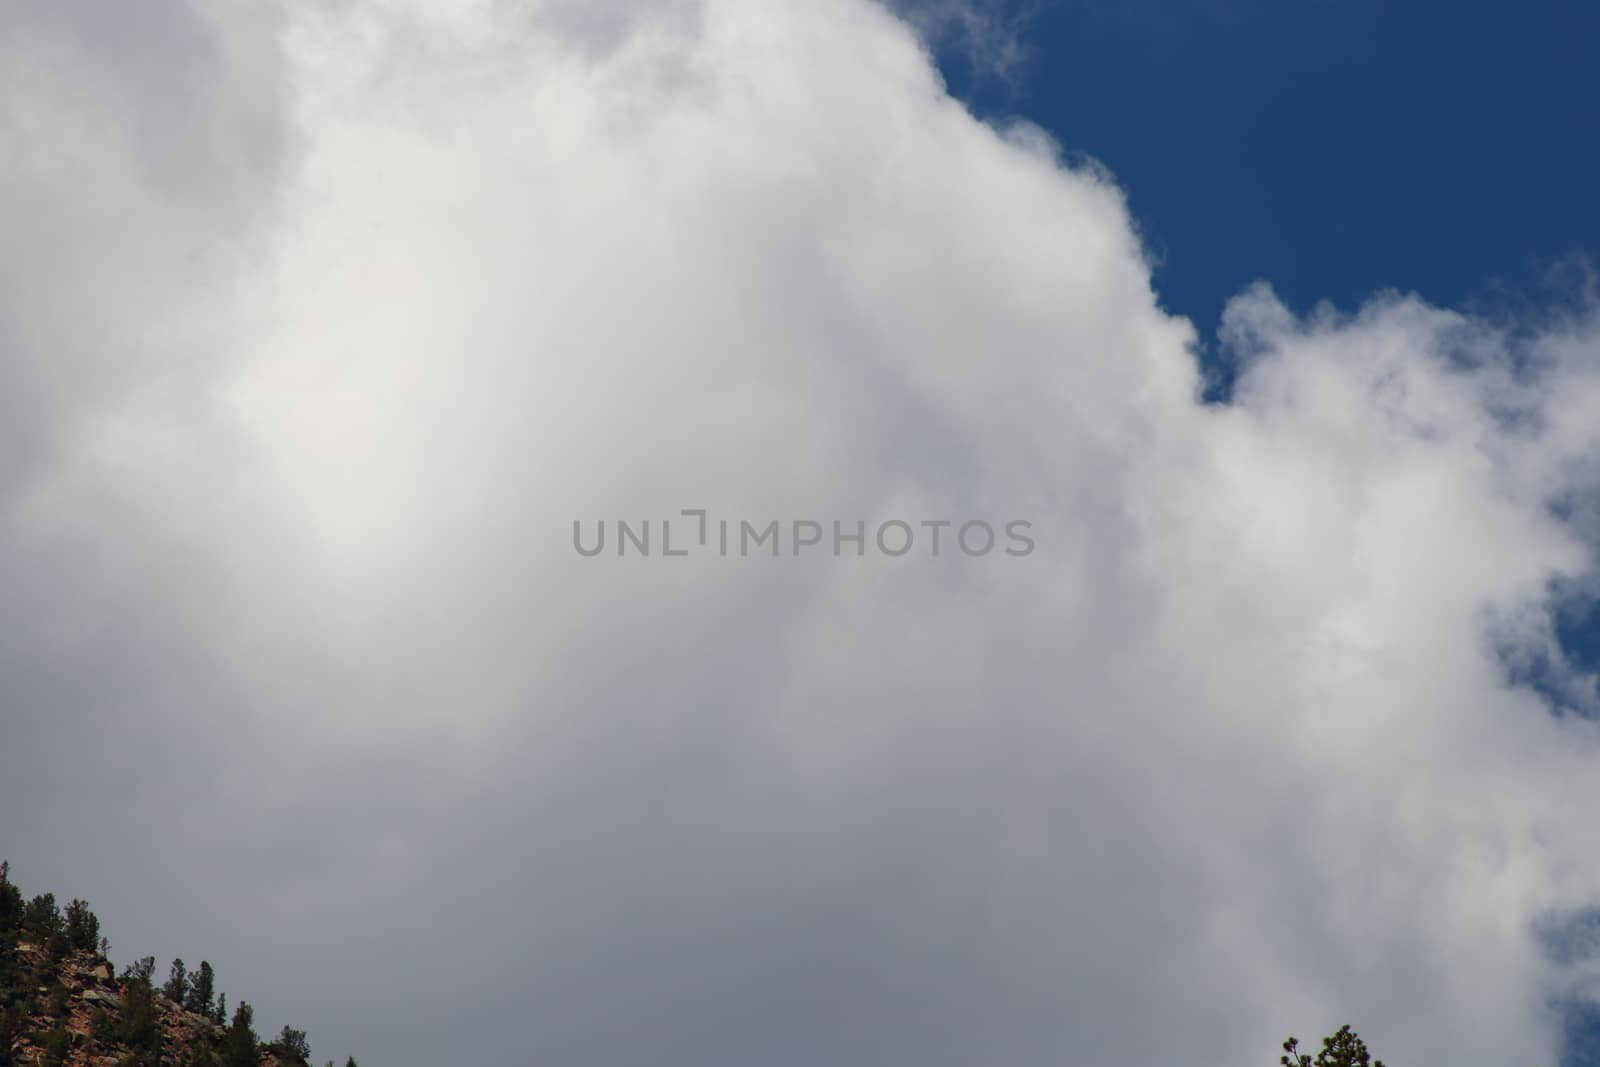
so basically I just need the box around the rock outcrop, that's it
[5,944,300,1067]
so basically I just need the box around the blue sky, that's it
[944,0,1600,349]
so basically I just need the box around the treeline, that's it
[1,861,360,1067]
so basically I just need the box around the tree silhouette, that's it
[269,1024,312,1065]
[63,899,99,953]
[165,958,188,1002]
[222,1000,258,1067]
[185,959,216,1016]
[1282,1025,1386,1067]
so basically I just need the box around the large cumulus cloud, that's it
[3,2,1600,1065]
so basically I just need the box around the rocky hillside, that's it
[1,863,358,1067]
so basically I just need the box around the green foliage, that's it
[185,959,216,1017]
[222,999,258,1067]
[166,958,189,1002]
[180,1031,223,1067]
[37,1023,69,1067]
[1281,1025,1386,1067]
[89,1005,115,1048]
[0,863,22,932]
[63,898,99,953]
[122,955,156,982]
[268,1024,312,1064]
[45,983,68,1021]
[0,882,19,975]
[0,868,94,1066]
[120,953,165,1067]
[20,894,62,945]
[0,1007,24,1067]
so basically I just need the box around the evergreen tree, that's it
[185,959,216,1016]
[180,1030,223,1067]
[46,982,69,1020]
[38,1024,69,1067]
[0,862,20,1049]
[20,893,62,945]
[269,1024,312,1064]
[165,958,188,1002]
[119,953,164,1067]
[0,863,22,931]
[122,955,156,982]
[222,1000,258,1067]
[63,899,99,952]
[216,990,228,1026]
[1281,1025,1386,1067]
[89,1005,115,1048]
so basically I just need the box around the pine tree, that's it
[186,959,216,1016]
[119,954,164,1067]
[122,955,156,983]
[269,1024,311,1064]
[1281,1025,1386,1067]
[0,863,21,930]
[39,1024,69,1067]
[21,893,62,945]
[165,958,188,1002]
[181,1030,223,1067]
[89,1005,115,1048]
[0,889,23,1067]
[222,1000,258,1067]
[63,899,99,952]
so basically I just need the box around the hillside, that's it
[1,863,358,1067]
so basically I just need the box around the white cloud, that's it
[3,1,1600,1065]
[888,0,1038,90]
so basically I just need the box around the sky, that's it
[2,2,1600,1066]
[935,0,1600,350]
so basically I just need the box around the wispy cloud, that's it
[888,0,1044,91]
